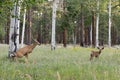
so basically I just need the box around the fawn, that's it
[90,47,104,60]
[10,39,40,63]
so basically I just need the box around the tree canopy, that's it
[0,0,120,46]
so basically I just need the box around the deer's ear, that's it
[97,47,100,49]
[102,47,104,50]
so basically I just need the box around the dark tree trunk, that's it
[56,32,63,44]
[80,15,85,47]
[5,25,9,44]
[92,11,96,47]
[26,8,32,45]
[5,27,9,44]
[63,28,67,47]
[60,32,63,43]
[80,4,85,47]
[5,17,10,44]
[76,25,80,44]
[88,27,91,45]
[85,27,89,46]
[111,27,117,45]
[37,25,42,44]
[45,25,49,44]
[37,18,42,44]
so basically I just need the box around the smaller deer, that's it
[90,47,104,61]
[10,39,40,63]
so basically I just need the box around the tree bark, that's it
[8,1,21,57]
[37,24,42,44]
[92,11,96,47]
[85,27,90,46]
[73,27,77,46]
[51,0,58,50]
[26,8,32,45]
[96,0,99,47]
[80,15,85,47]
[21,8,26,47]
[108,0,111,47]
[63,28,67,47]
[5,20,9,44]
[80,3,85,47]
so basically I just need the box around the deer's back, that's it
[15,45,33,57]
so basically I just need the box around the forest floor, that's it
[0,44,120,80]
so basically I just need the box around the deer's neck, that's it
[31,43,37,49]
[99,50,101,54]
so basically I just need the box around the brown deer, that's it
[10,39,40,63]
[90,47,104,61]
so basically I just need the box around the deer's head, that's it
[97,46,104,53]
[33,39,40,45]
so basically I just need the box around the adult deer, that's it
[10,39,40,63]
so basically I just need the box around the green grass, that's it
[0,44,120,80]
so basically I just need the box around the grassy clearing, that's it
[0,44,120,80]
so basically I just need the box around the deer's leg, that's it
[11,56,15,61]
[13,57,18,63]
[90,54,94,61]
[90,56,93,60]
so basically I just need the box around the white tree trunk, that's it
[72,32,76,47]
[108,0,111,47]
[51,0,58,50]
[16,0,21,49]
[96,0,99,47]
[9,3,16,56]
[8,1,21,57]
[90,23,92,46]
[21,8,26,48]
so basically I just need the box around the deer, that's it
[90,47,104,61]
[10,39,40,63]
